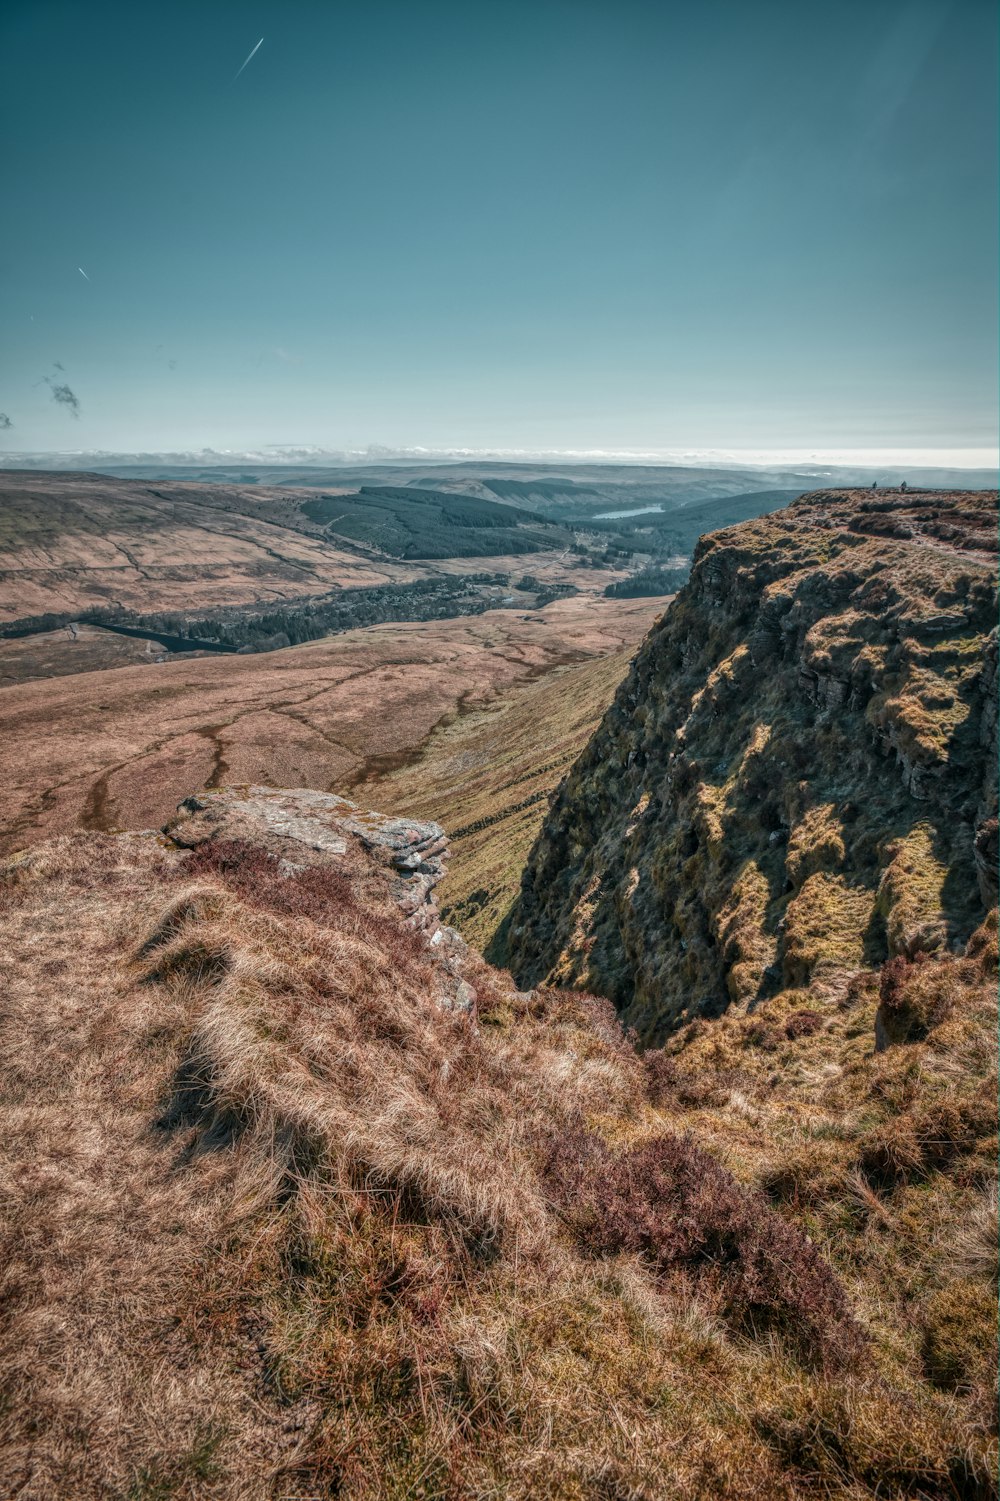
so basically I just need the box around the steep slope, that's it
[2,786,995,1499]
[360,644,645,946]
[503,489,998,1040]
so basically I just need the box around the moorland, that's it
[1,480,996,1500]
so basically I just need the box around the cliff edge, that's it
[503,488,998,1041]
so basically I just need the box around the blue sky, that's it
[0,0,996,458]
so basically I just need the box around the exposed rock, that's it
[167,785,450,933]
[502,489,998,1042]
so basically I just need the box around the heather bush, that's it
[541,1124,864,1369]
[643,1047,733,1105]
[784,1008,824,1040]
[876,952,957,1045]
[743,1020,780,1051]
[643,1048,680,1105]
[185,837,353,923]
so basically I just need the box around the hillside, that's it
[301,486,560,559]
[0,596,661,856]
[359,645,645,947]
[503,488,998,1039]
[0,472,567,632]
[3,785,996,1498]
[0,472,408,625]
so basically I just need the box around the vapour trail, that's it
[78,267,90,281]
[234,37,264,81]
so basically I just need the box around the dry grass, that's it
[0,823,996,1498]
[361,647,645,949]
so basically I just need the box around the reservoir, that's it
[593,504,664,519]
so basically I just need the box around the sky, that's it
[0,0,996,460]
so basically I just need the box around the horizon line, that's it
[0,444,997,472]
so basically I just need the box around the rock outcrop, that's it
[168,786,451,933]
[164,785,477,1012]
[502,489,998,1041]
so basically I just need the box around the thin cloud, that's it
[234,36,263,81]
[45,377,80,417]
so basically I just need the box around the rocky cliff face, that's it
[503,489,998,1041]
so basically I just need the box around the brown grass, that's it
[1,595,658,857]
[0,828,995,1498]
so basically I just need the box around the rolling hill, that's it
[0,472,567,632]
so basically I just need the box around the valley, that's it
[0,477,996,1500]
[0,593,663,866]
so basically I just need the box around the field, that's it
[0,596,663,868]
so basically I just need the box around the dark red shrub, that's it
[541,1124,863,1370]
[642,1050,732,1108]
[643,1049,680,1105]
[784,1009,824,1040]
[184,838,354,923]
[744,1021,780,1051]
[877,951,960,1046]
[879,952,928,1013]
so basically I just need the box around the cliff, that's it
[503,488,998,1041]
[4,475,999,1501]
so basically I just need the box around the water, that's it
[593,504,664,519]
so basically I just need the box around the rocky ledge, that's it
[167,785,451,933]
[164,787,478,1011]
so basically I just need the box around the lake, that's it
[593,504,664,519]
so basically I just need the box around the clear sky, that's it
[1,0,996,459]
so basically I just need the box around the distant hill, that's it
[301,484,562,559]
[0,471,568,630]
[0,471,416,627]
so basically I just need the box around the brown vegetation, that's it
[0,790,995,1497]
[0,596,659,858]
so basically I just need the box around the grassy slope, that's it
[359,643,646,947]
[1,822,994,1499]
